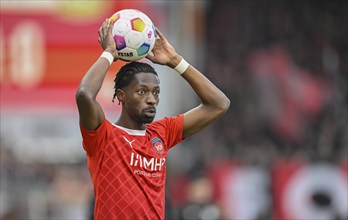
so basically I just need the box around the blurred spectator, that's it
[176,170,221,220]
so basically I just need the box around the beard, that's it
[141,114,155,124]
[140,107,156,124]
[127,105,156,125]
[131,111,155,124]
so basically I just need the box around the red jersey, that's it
[80,114,184,220]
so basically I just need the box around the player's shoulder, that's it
[100,118,122,133]
[103,118,115,128]
[147,115,173,127]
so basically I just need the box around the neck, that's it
[116,113,146,130]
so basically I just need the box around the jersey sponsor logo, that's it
[130,152,166,172]
[151,137,164,155]
[133,169,162,178]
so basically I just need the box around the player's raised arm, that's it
[76,19,117,130]
[147,28,230,139]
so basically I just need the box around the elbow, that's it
[204,96,230,118]
[218,96,230,115]
[75,86,94,104]
[223,96,231,111]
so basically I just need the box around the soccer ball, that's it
[109,9,156,62]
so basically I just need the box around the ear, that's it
[116,89,125,103]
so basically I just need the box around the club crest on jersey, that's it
[152,137,164,155]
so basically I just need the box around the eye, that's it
[138,89,146,95]
[153,90,160,96]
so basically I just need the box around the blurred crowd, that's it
[191,0,347,167]
[0,147,91,219]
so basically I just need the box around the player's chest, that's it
[106,134,167,173]
[117,134,166,156]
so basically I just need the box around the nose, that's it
[146,93,157,105]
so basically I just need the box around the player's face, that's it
[123,72,160,124]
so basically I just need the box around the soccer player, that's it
[76,19,230,220]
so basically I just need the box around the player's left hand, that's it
[146,28,180,68]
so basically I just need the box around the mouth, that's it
[144,107,156,118]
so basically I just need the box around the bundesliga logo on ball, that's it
[109,9,156,62]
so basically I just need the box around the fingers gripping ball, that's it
[108,9,156,62]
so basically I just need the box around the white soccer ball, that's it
[109,9,156,62]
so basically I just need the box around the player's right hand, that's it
[98,18,117,60]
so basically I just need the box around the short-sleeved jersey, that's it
[80,114,184,220]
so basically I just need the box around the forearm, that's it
[172,56,230,111]
[77,53,112,99]
[170,56,230,138]
[77,16,117,99]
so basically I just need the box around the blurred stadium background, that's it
[1,1,347,219]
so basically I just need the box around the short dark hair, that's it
[112,62,158,102]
